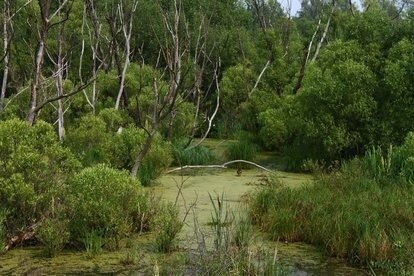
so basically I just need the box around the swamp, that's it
[1,0,414,275]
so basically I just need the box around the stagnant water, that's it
[0,169,369,275]
[157,169,369,275]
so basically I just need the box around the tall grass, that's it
[191,193,288,275]
[249,160,414,273]
[208,193,233,252]
[83,230,104,256]
[173,140,215,166]
[226,132,258,168]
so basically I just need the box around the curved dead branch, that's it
[166,160,272,174]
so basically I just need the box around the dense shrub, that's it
[114,129,173,186]
[65,115,112,166]
[66,115,172,185]
[67,165,148,247]
[0,119,80,237]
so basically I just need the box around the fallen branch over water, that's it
[166,160,272,174]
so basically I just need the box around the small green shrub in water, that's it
[119,248,140,266]
[209,193,233,252]
[192,193,288,275]
[37,218,70,257]
[154,203,183,253]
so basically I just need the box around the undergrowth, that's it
[250,141,414,274]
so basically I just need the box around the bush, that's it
[0,119,80,237]
[67,165,145,247]
[154,203,183,253]
[66,116,172,185]
[111,127,172,185]
[83,230,104,256]
[37,218,70,257]
[65,115,112,166]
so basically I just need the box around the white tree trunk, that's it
[0,0,9,111]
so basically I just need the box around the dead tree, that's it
[27,0,71,124]
[293,1,335,94]
[1,0,33,111]
[48,1,68,141]
[247,0,276,97]
[311,3,335,62]
[83,0,105,114]
[131,0,218,177]
[114,0,139,110]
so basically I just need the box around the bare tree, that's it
[247,0,276,97]
[83,0,105,113]
[293,1,335,94]
[311,2,335,62]
[1,0,33,111]
[27,0,72,124]
[114,0,139,110]
[131,0,218,177]
[48,0,68,140]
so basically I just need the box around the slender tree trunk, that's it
[131,128,157,177]
[27,0,51,124]
[27,39,46,124]
[115,1,137,110]
[55,25,65,141]
[0,0,9,111]
[115,36,130,110]
[312,5,335,63]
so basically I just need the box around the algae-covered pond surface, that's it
[0,142,369,276]
[0,169,369,275]
[157,169,368,275]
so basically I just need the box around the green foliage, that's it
[0,119,80,236]
[0,210,6,248]
[154,203,183,253]
[226,133,258,167]
[37,218,70,257]
[172,141,215,166]
[258,108,289,150]
[382,38,414,144]
[219,63,256,136]
[135,136,172,186]
[394,132,414,183]
[67,165,143,246]
[65,115,112,166]
[282,41,378,167]
[65,115,172,184]
[83,230,104,256]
